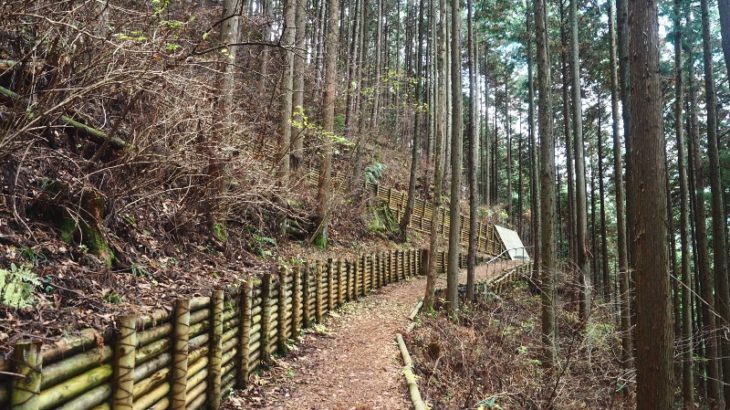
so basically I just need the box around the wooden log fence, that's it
[364,181,506,257]
[1,248,426,410]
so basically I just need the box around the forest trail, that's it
[226,262,521,409]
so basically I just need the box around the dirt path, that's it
[225,261,522,410]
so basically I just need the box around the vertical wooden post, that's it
[291,265,302,339]
[361,255,368,294]
[379,252,385,286]
[315,261,323,323]
[112,316,136,410]
[171,299,190,408]
[237,282,252,388]
[10,341,41,410]
[367,254,373,289]
[260,274,272,364]
[327,258,334,311]
[337,259,345,305]
[302,263,311,328]
[208,289,224,409]
[277,267,289,354]
[352,260,359,300]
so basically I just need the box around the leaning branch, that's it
[0,85,132,150]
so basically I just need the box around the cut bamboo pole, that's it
[352,260,359,300]
[302,263,311,328]
[336,259,344,306]
[11,340,42,410]
[326,258,334,312]
[277,267,289,354]
[112,316,136,410]
[170,299,190,409]
[374,253,381,289]
[260,274,272,364]
[368,254,373,290]
[395,334,427,410]
[291,266,302,339]
[381,252,386,286]
[361,255,368,295]
[315,262,323,323]
[207,290,224,409]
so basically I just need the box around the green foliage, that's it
[291,107,353,148]
[250,234,276,257]
[212,222,228,243]
[0,264,40,309]
[103,291,124,304]
[131,262,149,277]
[312,232,328,250]
[365,162,386,185]
[59,217,75,243]
[477,396,504,410]
[21,247,45,266]
[165,43,181,52]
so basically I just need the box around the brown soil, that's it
[227,276,428,410]
[224,261,522,409]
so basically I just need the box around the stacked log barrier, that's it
[1,249,425,410]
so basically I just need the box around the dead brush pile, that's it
[407,281,635,409]
[0,0,387,351]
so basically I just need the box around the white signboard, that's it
[495,225,530,261]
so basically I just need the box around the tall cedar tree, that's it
[673,0,693,404]
[425,0,448,310]
[569,0,591,323]
[446,0,463,316]
[629,0,674,406]
[701,0,730,401]
[314,0,340,248]
[607,0,632,368]
[535,0,557,368]
[466,0,479,300]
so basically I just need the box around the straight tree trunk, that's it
[425,0,447,310]
[278,0,297,185]
[535,0,556,368]
[344,0,362,140]
[597,110,610,301]
[399,0,426,243]
[687,43,722,405]
[673,1,694,404]
[717,0,730,80]
[370,0,384,129]
[526,10,540,288]
[314,0,340,248]
[291,0,307,172]
[608,0,632,369]
[629,0,674,406]
[701,0,730,402]
[570,0,591,323]
[257,0,272,97]
[560,0,576,264]
[466,0,479,300]
[446,0,463,317]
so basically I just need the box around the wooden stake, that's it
[327,258,334,312]
[291,265,302,340]
[260,274,272,364]
[277,267,289,354]
[302,263,311,328]
[337,259,345,305]
[315,262,323,323]
[237,281,252,388]
[170,299,190,408]
[208,289,224,409]
[10,341,41,410]
[112,316,136,410]
[352,260,359,300]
